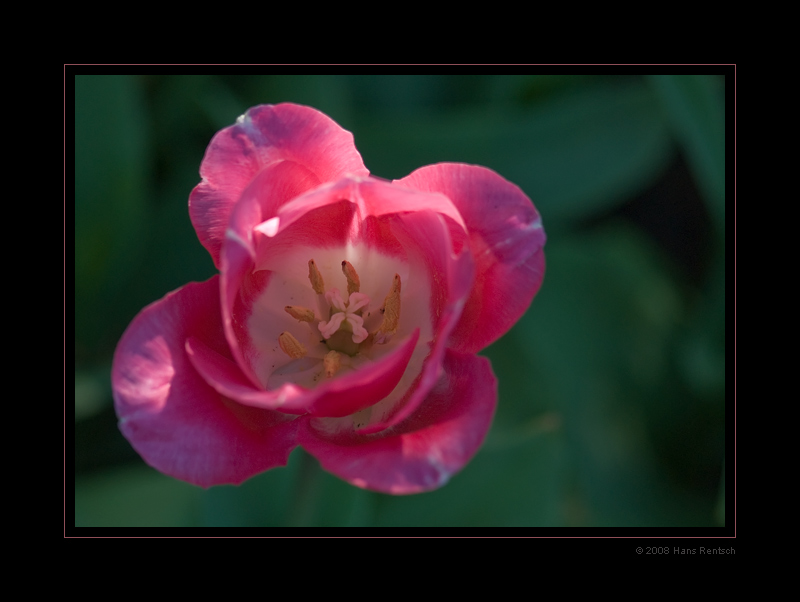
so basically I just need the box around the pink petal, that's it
[255,176,467,251]
[187,327,420,419]
[298,350,498,494]
[189,104,369,268]
[219,231,267,390]
[306,328,420,417]
[112,277,298,487]
[353,209,474,434]
[396,163,546,353]
[227,161,323,252]
[219,168,361,389]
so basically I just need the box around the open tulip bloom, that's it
[112,103,546,494]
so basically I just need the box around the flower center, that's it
[318,288,370,354]
[278,259,401,378]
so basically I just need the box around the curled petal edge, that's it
[396,163,546,354]
[190,103,369,268]
[187,328,420,418]
[298,350,498,494]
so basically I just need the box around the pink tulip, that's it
[112,103,546,494]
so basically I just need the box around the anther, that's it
[376,274,401,342]
[278,331,307,359]
[308,259,325,294]
[342,260,360,295]
[323,350,342,378]
[284,305,315,323]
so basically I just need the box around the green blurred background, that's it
[74,74,727,528]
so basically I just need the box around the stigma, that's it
[319,289,370,343]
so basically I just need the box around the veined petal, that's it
[396,163,546,354]
[111,277,298,487]
[188,325,420,418]
[298,350,497,494]
[254,176,466,253]
[305,329,420,417]
[189,104,369,268]
[218,166,354,390]
[354,209,474,434]
[219,230,267,390]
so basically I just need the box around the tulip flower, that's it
[112,103,545,494]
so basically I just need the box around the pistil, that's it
[319,289,370,344]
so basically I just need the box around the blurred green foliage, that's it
[73,73,727,528]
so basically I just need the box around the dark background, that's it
[74,73,728,527]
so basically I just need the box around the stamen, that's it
[288,258,397,358]
[342,260,360,295]
[323,350,342,378]
[278,331,307,359]
[284,305,315,323]
[376,274,401,343]
[308,259,325,294]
